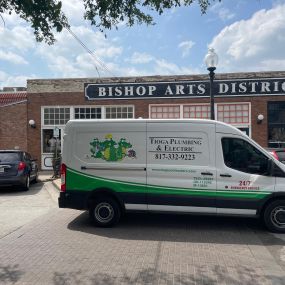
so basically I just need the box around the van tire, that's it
[89,197,121,227]
[263,200,285,233]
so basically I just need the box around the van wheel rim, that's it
[94,203,114,223]
[26,176,30,188]
[271,206,285,228]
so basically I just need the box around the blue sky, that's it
[0,0,283,88]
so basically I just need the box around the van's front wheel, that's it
[89,197,121,227]
[263,200,285,233]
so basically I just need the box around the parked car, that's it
[266,148,285,164]
[0,150,38,191]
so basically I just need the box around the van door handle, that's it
[220,174,232,177]
[201,172,213,176]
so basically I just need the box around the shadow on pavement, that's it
[0,264,24,284]
[0,181,44,196]
[53,265,284,285]
[67,211,285,246]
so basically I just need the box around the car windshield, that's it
[0,152,21,163]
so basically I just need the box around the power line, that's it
[65,27,116,77]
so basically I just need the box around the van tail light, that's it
[60,163,66,192]
[18,161,26,171]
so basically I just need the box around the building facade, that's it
[0,71,283,170]
[0,91,28,151]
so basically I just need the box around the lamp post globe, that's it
[204,48,218,120]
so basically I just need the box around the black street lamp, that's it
[204,48,219,120]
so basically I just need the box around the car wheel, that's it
[23,175,30,191]
[33,170,39,183]
[263,200,285,233]
[89,197,121,227]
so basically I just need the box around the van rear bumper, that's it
[58,191,88,210]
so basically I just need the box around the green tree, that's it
[0,0,221,45]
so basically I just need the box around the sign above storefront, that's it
[84,78,285,100]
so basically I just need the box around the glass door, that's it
[41,128,63,170]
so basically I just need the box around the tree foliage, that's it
[0,0,220,44]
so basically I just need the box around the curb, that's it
[45,180,60,204]
[51,179,61,191]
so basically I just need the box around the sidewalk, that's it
[38,171,61,190]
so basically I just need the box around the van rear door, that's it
[68,121,147,208]
[146,121,217,213]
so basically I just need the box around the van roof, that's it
[65,118,245,136]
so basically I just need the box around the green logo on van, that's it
[90,134,136,162]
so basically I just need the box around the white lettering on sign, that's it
[98,87,106,97]
[165,85,173,95]
[86,78,285,100]
[219,83,229,94]
[197,84,206,95]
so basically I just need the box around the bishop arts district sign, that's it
[84,78,285,100]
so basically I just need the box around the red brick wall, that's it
[0,102,28,151]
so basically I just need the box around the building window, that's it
[43,107,70,125]
[74,107,102,119]
[150,105,180,119]
[105,106,134,119]
[217,103,249,124]
[268,102,285,148]
[183,104,210,119]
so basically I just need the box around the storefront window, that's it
[183,104,210,119]
[268,102,285,147]
[105,106,134,119]
[43,107,70,125]
[217,103,249,124]
[150,105,180,119]
[74,107,102,119]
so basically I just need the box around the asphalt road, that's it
[0,180,285,285]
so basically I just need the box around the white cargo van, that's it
[59,119,285,232]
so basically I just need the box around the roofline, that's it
[0,100,27,108]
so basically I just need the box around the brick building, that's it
[0,91,28,151]
[1,71,285,170]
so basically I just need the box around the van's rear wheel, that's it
[263,200,285,233]
[89,197,121,227]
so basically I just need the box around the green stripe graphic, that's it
[66,167,270,199]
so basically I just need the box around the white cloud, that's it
[0,70,30,88]
[96,46,123,59]
[178,41,195,58]
[35,25,124,77]
[0,26,35,51]
[0,50,28,64]
[154,59,197,75]
[61,0,85,25]
[128,52,154,64]
[209,4,285,72]
[210,2,235,21]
